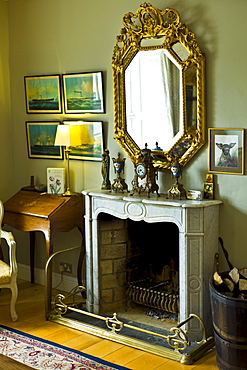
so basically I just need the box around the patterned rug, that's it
[0,325,130,369]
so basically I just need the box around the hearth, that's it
[126,218,179,317]
[96,214,180,318]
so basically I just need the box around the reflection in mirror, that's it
[125,50,181,152]
[185,68,197,129]
[112,3,205,170]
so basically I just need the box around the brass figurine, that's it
[101,149,111,190]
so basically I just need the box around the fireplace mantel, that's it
[83,189,222,339]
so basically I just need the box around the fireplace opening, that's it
[98,213,179,330]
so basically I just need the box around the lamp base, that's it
[62,188,78,197]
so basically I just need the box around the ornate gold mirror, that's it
[112,3,205,170]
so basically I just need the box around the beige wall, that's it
[4,0,247,273]
[0,0,13,199]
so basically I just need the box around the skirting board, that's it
[17,263,82,293]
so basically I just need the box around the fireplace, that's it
[48,189,222,363]
[83,189,222,340]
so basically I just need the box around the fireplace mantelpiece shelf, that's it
[82,189,222,340]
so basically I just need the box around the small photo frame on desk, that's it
[47,168,66,195]
[24,75,62,113]
[208,128,244,175]
[26,121,63,159]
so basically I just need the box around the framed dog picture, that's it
[208,128,244,175]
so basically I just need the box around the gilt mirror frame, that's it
[112,3,205,170]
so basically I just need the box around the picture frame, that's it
[64,120,104,161]
[208,128,244,175]
[24,75,62,113]
[26,121,63,159]
[62,71,104,114]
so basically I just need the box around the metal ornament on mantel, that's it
[167,159,186,199]
[111,152,128,192]
[131,144,160,198]
[101,149,111,190]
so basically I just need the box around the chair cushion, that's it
[0,260,11,283]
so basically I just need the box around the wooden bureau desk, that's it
[3,190,84,313]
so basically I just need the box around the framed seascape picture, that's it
[62,71,104,114]
[26,121,63,159]
[24,75,62,113]
[208,128,244,175]
[64,121,104,161]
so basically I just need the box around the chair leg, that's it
[10,283,18,321]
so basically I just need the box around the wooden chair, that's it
[0,200,18,321]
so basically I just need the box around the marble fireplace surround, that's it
[83,189,222,340]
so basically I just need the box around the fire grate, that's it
[127,279,179,314]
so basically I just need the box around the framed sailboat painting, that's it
[64,120,104,161]
[26,121,63,159]
[24,75,62,113]
[62,71,105,114]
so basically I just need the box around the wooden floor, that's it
[0,280,219,370]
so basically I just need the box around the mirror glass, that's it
[125,49,181,152]
[112,4,205,170]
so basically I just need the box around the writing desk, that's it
[3,190,84,312]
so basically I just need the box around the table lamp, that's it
[54,125,77,196]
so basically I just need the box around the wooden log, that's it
[213,262,247,298]
[239,279,247,291]
[223,278,235,292]
[229,267,239,284]
[239,268,247,279]
[213,271,223,285]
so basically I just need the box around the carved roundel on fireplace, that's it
[189,276,201,292]
[125,202,146,219]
